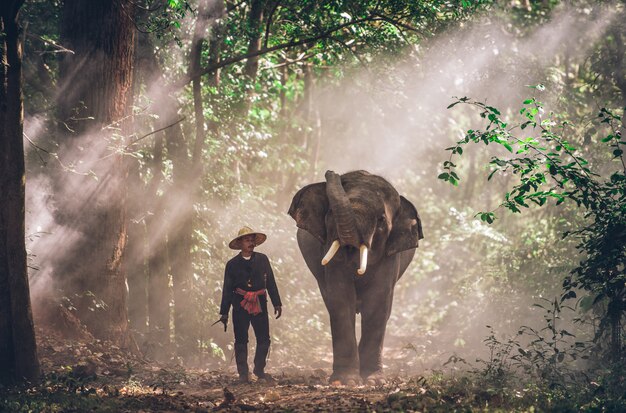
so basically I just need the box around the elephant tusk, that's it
[321,240,341,265]
[357,244,368,275]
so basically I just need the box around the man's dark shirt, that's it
[220,252,282,316]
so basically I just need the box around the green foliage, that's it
[441,93,626,360]
[139,0,195,45]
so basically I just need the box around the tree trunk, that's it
[244,0,264,80]
[0,0,41,384]
[146,130,171,357]
[303,64,322,180]
[135,31,173,355]
[610,300,622,362]
[126,156,148,335]
[53,0,136,348]
[206,12,224,141]
[167,0,225,360]
[165,109,196,358]
[166,0,214,360]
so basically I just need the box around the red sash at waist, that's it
[235,288,266,315]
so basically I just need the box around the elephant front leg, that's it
[358,300,392,383]
[358,269,397,383]
[324,274,360,385]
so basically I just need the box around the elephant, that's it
[288,170,423,385]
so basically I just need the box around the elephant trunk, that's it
[325,170,361,248]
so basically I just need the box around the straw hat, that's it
[228,226,267,250]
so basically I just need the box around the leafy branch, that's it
[440,94,622,220]
[440,93,626,360]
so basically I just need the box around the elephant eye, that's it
[377,215,387,228]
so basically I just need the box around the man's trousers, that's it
[232,308,270,377]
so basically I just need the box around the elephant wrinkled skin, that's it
[288,170,423,384]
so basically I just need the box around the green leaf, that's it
[561,290,576,302]
[486,106,501,115]
[548,165,558,175]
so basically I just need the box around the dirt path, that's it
[1,329,613,412]
[179,374,393,412]
[0,329,429,412]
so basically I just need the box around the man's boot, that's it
[253,340,271,379]
[235,343,249,382]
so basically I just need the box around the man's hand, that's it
[274,306,282,319]
[219,314,228,332]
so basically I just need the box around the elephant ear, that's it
[386,196,424,256]
[288,182,328,244]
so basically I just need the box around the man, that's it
[219,226,282,383]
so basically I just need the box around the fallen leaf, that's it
[264,389,280,402]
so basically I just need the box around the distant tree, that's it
[0,0,41,384]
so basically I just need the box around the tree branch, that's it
[329,36,370,72]
[263,1,281,49]
[175,15,381,89]
[226,0,246,13]
[371,12,425,35]
[125,116,187,149]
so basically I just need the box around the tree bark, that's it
[53,0,136,348]
[0,0,41,384]
[244,0,265,80]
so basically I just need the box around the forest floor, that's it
[0,328,438,412]
[0,328,475,412]
[1,328,618,412]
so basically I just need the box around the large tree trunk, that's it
[0,0,41,384]
[53,0,136,348]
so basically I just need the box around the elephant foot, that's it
[362,371,387,386]
[329,372,361,386]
